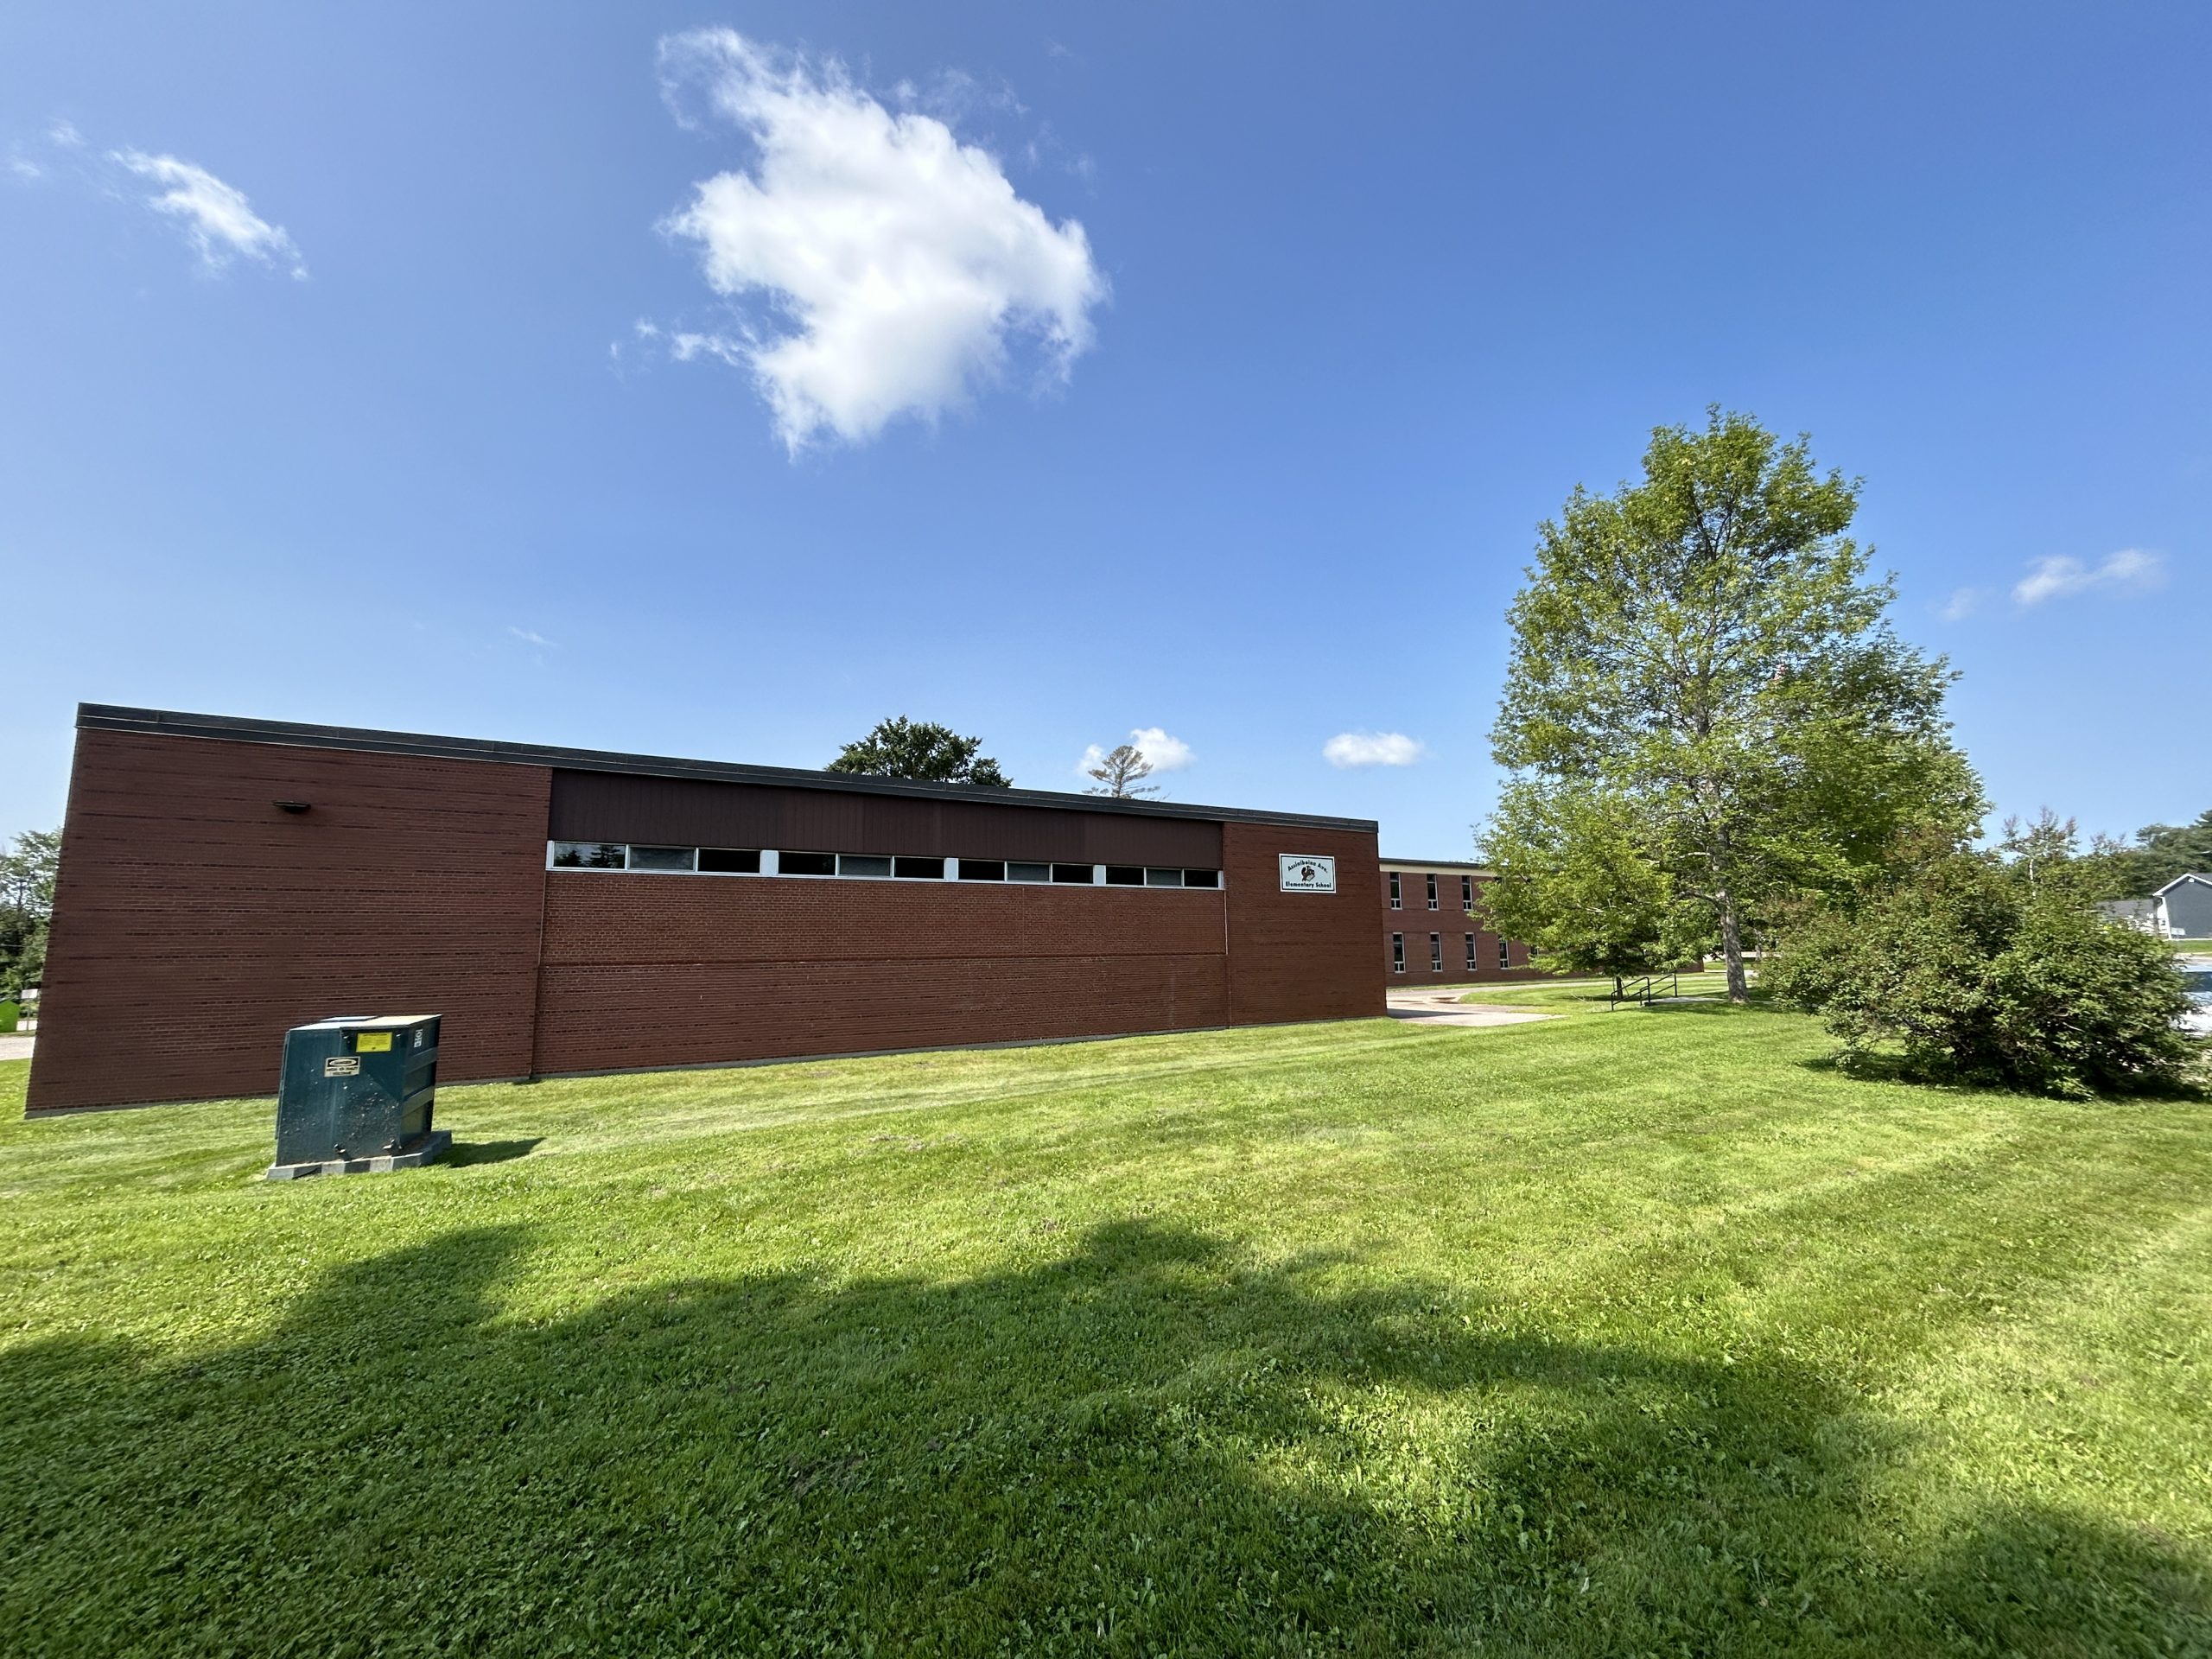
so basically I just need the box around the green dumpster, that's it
[269,1014,448,1179]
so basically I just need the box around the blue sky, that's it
[3,3,2205,856]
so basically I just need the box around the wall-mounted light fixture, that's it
[274,800,312,815]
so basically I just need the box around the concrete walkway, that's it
[0,1033,34,1062]
[1384,988,1555,1030]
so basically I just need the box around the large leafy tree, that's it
[0,827,60,994]
[1479,787,1709,981]
[1485,410,1980,1003]
[827,717,1012,787]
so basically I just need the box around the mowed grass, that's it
[1,1007,2208,1656]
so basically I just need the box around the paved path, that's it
[0,1033,34,1061]
[1385,988,1555,1029]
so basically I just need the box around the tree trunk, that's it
[1716,893,1749,1004]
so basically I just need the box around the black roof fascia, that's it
[1380,855,1492,871]
[77,704,1379,835]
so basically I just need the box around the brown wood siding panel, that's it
[541,875,1225,965]
[534,955,1230,1072]
[549,772,1223,866]
[1222,823,1384,1025]
[27,731,552,1112]
[1376,865,1544,984]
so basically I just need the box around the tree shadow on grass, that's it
[1795,1049,2212,1104]
[1,1221,2202,1656]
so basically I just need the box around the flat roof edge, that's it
[76,704,1380,835]
[1381,855,1494,871]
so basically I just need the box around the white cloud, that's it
[6,156,40,182]
[507,626,554,648]
[657,29,1106,452]
[1077,727,1193,780]
[1324,731,1426,769]
[1940,588,1981,621]
[48,118,83,149]
[2012,549,2164,607]
[668,329,747,369]
[1128,726,1192,772]
[114,149,306,279]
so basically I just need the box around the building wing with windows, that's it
[1376,857,1537,984]
[27,706,1383,1113]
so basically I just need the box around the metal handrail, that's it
[1608,969,1680,1009]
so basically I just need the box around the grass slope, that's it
[2,1008,2207,1656]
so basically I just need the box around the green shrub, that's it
[1765,855,2199,1096]
[0,1001,16,1034]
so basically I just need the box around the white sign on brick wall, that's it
[1278,855,1338,893]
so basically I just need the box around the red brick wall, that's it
[28,726,1385,1109]
[533,875,1230,1071]
[1223,824,1386,1024]
[26,732,552,1112]
[1378,866,1542,986]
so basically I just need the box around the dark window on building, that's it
[551,841,625,869]
[1498,938,1512,970]
[1465,933,1478,972]
[1462,874,1474,911]
[1391,932,1405,973]
[1430,932,1442,972]
[1389,872,1402,909]
[1427,874,1439,910]
[549,842,1215,893]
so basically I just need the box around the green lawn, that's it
[2,1007,2207,1656]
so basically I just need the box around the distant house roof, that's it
[2097,899,2157,920]
[2152,873,2212,897]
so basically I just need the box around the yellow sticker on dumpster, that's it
[354,1032,392,1052]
